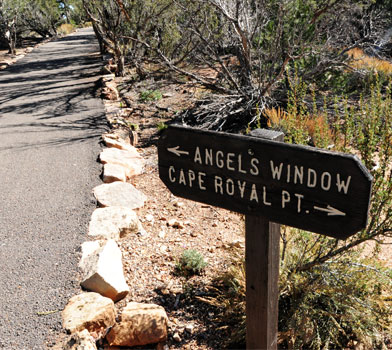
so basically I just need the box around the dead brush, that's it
[263,107,333,148]
[347,48,392,74]
[263,106,287,128]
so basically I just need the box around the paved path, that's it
[0,28,106,349]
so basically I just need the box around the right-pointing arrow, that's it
[314,205,346,216]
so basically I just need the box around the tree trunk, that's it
[7,40,16,55]
[114,45,125,77]
[92,23,108,54]
[6,29,16,55]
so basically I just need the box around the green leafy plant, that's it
[209,242,392,349]
[139,89,162,102]
[176,249,207,276]
[126,121,139,131]
[156,121,168,131]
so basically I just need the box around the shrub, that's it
[264,68,333,148]
[176,249,207,276]
[57,23,75,36]
[209,243,392,349]
[156,121,168,131]
[278,230,392,349]
[139,89,162,102]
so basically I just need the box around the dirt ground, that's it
[101,75,246,349]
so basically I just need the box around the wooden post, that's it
[246,129,284,350]
[246,217,280,349]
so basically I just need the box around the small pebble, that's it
[173,332,181,342]
[230,239,244,248]
[167,219,184,229]
[185,324,194,334]
[145,214,154,222]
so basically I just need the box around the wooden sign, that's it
[158,125,373,240]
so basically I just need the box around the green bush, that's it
[176,249,207,276]
[139,89,162,102]
[210,243,392,349]
[156,121,168,131]
[278,230,392,349]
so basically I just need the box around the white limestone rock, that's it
[79,240,130,302]
[88,206,143,240]
[99,147,144,178]
[80,241,101,265]
[102,163,127,183]
[102,135,136,152]
[102,80,119,100]
[93,182,147,209]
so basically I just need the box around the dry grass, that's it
[304,114,333,143]
[57,23,75,36]
[347,47,392,74]
[263,106,287,127]
[263,107,333,146]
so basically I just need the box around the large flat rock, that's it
[99,147,144,178]
[62,292,116,335]
[103,163,127,183]
[106,302,168,347]
[93,181,147,209]
[88,206,143,239]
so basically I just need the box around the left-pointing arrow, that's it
[314,205,346,216]
[167,146,190,157]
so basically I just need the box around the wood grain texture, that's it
[158,125,372,239]
[246,216,280,350]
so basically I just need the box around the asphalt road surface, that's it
[0,28,107,349]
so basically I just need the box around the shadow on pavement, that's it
[0,29,108,151]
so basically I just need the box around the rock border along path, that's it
[60,69,169,349]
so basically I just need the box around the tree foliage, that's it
[0,0,23,54]
[20,0,62,38]
[82,0,392,90]
[82,0,178,76]
[0,0,86,53]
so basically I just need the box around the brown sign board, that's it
[158,125,373,240]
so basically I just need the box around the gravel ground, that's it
[96,81,246,349]
[0,28,106,349]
